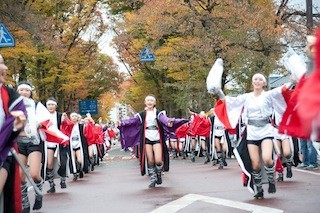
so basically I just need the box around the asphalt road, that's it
[31,146,320,213]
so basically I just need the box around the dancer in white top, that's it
[213,73,286,199]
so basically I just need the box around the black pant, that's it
[57,145,70,177]
[3,156,16,213]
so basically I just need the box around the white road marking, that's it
[151,194,283,213]
[295,168,320,176]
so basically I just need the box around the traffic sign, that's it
[0,23,15,47]
[78,99,98,115]
[140,46,155,62]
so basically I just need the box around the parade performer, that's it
[272,110,294,181]
[16,81,44,212]
[118,95,188,188]
[188,111,211,164]
[0,57,27,213]
[83,115,104,171]
[207,58,287,199]
[210,112,228,169]
[44,97,70,193]
[175,121,190,160]
[61,112,91,180]
[298,30,320,140]
[183,115,197,162]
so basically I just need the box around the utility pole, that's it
[306,0,313,34]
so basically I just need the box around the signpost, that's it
[78,100,98,115]
[0,23,15,47]
[140,46,155,62]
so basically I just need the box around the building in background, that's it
[109,103,135,124]
[268,74,291,89]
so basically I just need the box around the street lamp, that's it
[306,0,313,33]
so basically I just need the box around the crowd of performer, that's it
[118,29,320,200]
[0,62,117,213]
[1,29,320,212]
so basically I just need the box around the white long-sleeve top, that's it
[224,86,285,141]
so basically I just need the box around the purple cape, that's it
[118,114,188,149]
[0,99,26,166]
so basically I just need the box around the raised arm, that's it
[118,115,141,127]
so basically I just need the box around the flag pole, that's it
[10,148,42,196]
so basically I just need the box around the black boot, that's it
[73,173,78,181]
[212,159,217,166]
[254,189,264,199]
[190,149,195,162]
[156,164,163,185]
[252,169,264,199]
[217,152,223,169]
[286,159,293,178]
[46,169,55,193]
[277,173,284,182]
[33,179,43,210]
[76,162,84,179]
[172,149,177,159]
[21,181,30,213]
[79,166,84,178]
[222,152,228,166]
[203,150,210,164]
[265,163,276,194]
[148,165,157,188]
[90,157,95,171]
[60,177,67,189]
[181,151,186,159]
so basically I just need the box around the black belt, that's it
[146,125,158,130]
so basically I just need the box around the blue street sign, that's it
[78,99,98,115]
[0,23,15,47]
[140,46,155,62]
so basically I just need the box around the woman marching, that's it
[16,81,44,212]
[273,110,294,181]
[210,111,228,169]
[118,95,187,188]
[61,112,90,181]
[208,59,288,199]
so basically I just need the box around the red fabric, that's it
[60,117,75,137]
[13,144,22,213]
[279,76,310,138]
[40,120,69,146]
[227,128,237,135]
[298,29,320,138]
[84,121,96,146]
[187,114,211,137]
[84,122,104,145]
[275,156,284,173]
[175,123,189,139]
[214,99,233,130]
[281,85,293,104]
[94,125,104,144]
[107,129,116,139]
[187,115,201,136]
[242,172,248,187]
[194,114,211,137]
[1,86,9,116]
